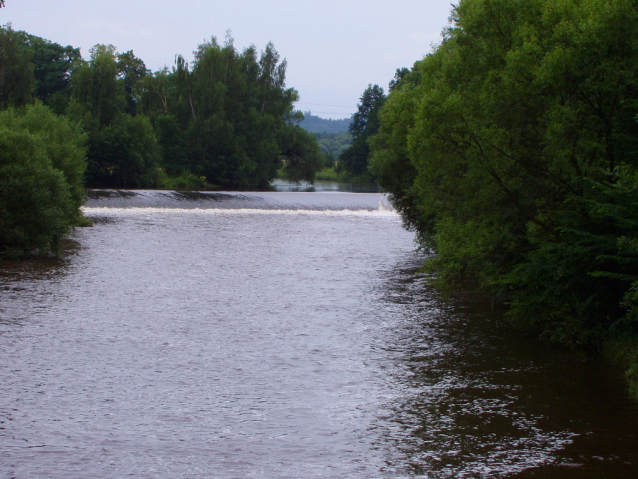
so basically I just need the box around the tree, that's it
[0,105,88,258]
[173,35,308,188]
[1,103,87,218]
[0,24,34,109]
[369,66,424,238]
[117,50,149,115]
[130,34,320,188]
[86,113,161,188]
[153,114,187,176]
[16,32,81,113]
[371,0,638,347]
[338,84,385,177]
[71,44,125,126]
[137,67,172,118]
[279,124,324,183]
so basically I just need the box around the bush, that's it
[0,103,88,220]
[0,129,74,257]
[0,105,88,258]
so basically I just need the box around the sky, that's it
[2,0,454,119]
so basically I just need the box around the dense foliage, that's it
[0,24,34,109]
[0,104,87,258]
[1,24,323,190]
[338,84,385,179]
[370,0,638,349]
[0,23,322,256]
[135,36,322,188]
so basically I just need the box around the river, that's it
[1,189,637,478]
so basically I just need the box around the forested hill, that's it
[300,112,350,133]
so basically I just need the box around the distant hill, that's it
[300,111,351,134]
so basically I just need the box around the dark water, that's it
[1,190,637,478]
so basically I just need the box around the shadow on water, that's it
[0,239,80,326]
[372,261,638,478]
[0,239,79,282]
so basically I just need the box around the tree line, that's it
[363,0,638,387]
[0,25,323,258]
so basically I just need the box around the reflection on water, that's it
[371,267,638,478]
[1,191,637,478]
[0,240,79,326]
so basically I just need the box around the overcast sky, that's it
[2,0,453,119]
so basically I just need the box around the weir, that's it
[84,189,392,212]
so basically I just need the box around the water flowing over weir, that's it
[1,189,638,478]
[83,189,391,212]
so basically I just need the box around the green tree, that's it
[0,24,34,109]
[175,35,310,188]
[153,114,187,176]
[87,113,161,187]
[69,44,162,188]
[137,66,172,118]
[338,84,385,177]
[136,34,320,188]
[0,104,88,258]
[0,130,71,258]
[1,103,87,218]
[71,44,125,126]
[117,50,148,115]
[371,0,638,347]
[16,32,81,113]
[279,124,324,183]
[506,167,638,345]
[369,66,424,238]
[315,131,353,166]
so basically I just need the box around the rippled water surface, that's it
[1,190,638,478]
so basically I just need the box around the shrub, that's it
[0,104,88,258]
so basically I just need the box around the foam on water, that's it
[83,189,392,212]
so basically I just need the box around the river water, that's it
[1,189,637,478]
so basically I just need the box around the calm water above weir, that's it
[1,190,638,478]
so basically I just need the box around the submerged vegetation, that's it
[369,0,638,389]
